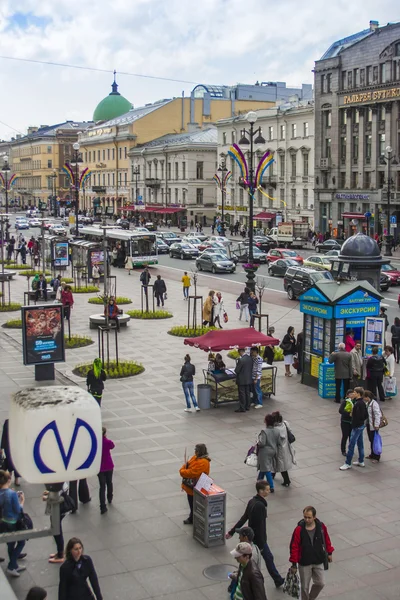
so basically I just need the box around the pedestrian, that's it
[296,330,303,374]
[180,354,200,412]
[179,444,211,524]
[52,275,61,295]
[237,287,250,322]
[363,389,383,463]
[140,266,151,290]
[98,427,115,514]
[43,482,75,564]
[271,411,295,486]
[234,348,253,413]
[104,297,120,331]
[213,353,226,374]
[92,264,101,285]
[68,478,91,511]
[58,537,103,600]
[235,527,262,568]
[35,273,48,302]
[248,292,259,327]
[86,358,107,405]
[19,241,27,265]
[111,246,118,267]
[344,329,356,353]
[263,327,276,365]
[390,317,400,363]
[340,386,368,470]
[289,506,334,600]
[153,274,167,307]
[329,342,352,403]
[229,542,267,600]
[213,291,225,328]
[1,419,20,486]
[380,306,389,335]
[350,340,363,386]
[0,470,26,577]
[383,345,395,396]
[225,480,285,588]
[281,326,297,377]
[25,587,47,600]
[257,414,281,492]
[250,346,263,409]
[338,389,355,456]
[366,346,386,402]
[202,290,215,326]
[61,285,74,320]
[181,271,191,299]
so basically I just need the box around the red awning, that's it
[117,205,136,211]
[184,328,279,352]
[341,213,366,220]
[157,207,185,214]
[254,212,275,220]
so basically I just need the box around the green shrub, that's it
[127,309,173,319]
[72,286,100,293]
[0,302,22,312]
[2,318,22,328]
[2,263,40,271]
[168,325,216,337]
[88,296,132,305]
[73,360,144,379]
[227,346,284,361]
[18,270,51,277]
[65,335,94,349]
[61,277,74,283]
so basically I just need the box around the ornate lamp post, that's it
[213,156,231,236]
[2,157,10,240]
[380,146,398,257]
[48,169,58,217]
[132,165,140,204]
[70,143,83,237]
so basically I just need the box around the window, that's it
[291,154,296,177]
[268,126,273,141]
[119,148,122,160]
[175,188,179,203]
[347,71,352,88]
[351,172,359,188]
[325,111,332,128]
[340,172,346,188]
[352,136,359,162]
[291,124,297,138]
[97,150,100,161]
[367,108,372,122]
[124,172,127,186]
[366,66,372,85]
[360,68,365,86]
[303,153,309,176]
[102,149,105,160]
[112,173,115,186]
[341,71,347,90]
[124,147,127,159]
[102,174,106,186]
[396,42,400,56]
[47,146,52,153]
[84,152,87,162]
[89,151,92,162]
[107,149,110,160]
[354,110,359,124]
[354,68,359,87]
[378,171,385,188]
[182,161,186,179]
[107,173,110,185]
[325,138,331,159]
[327,73,332,92]
[280,155,285,177]
[196,161,204,179]
[303,189,308,208]
[160,162,164,179]
[340,110,347,126]
[364,172,371,188]
[167,163,171,179]
[303,122,309,137]
[182,189,186,204]
[291,188,296,208]
[321,74,326,93]
[98,174,101,186]
[47,160,52,169]
[280,188,285,203]
[175,162,179,180]
[196,188,203,205]
[280,125,285,140]
[380,63,386,83]
[379,133,386,156]
[379,104,386,121]
[118,172,122,185]
[373,66,378,83]
[148,162,152,178]
[231,130,236,144]
[222,132,227,145]
[365,135,372,160]
[112,148,115,160]
[239,188,244,206]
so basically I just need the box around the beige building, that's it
[217,101,315,228]
[129,128,217,224]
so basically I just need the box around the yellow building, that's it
[9,121,91,210]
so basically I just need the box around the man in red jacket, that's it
[289,506,334,600]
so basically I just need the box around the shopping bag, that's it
[245,452,258,467]
[384,376,397,397]
[283,567,300,598]
[223,312,229,323]
[236,301,240,309]
[372,431,382,455]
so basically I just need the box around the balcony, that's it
[145,178,161,188]
[320,158,331,170]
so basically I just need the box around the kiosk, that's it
[70,240,104,281]
[299,280,383,390]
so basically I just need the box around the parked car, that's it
[268,258,300,277]
[158,231,181,245]
[380,272,391,292]
[196,252,235,274]
[133,226,149,233]
[315,239,343,253]
[185,231,208,242]
[284,266,333,300]
[169,242,199,259]
[266,248,304,264]
[49,224,67,236]
[381,263,400,285]
[303,255,333,271]
[15,219,29,230]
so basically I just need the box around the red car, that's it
[266,248,304,264]
[381,263,400,285]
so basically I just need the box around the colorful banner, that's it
[22,305,65,366]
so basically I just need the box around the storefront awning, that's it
[341,213,367,220]
[157,207,185,214]
[254,211,275,220]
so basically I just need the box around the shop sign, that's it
[345,316,367,327]
[299,288,329,304]
[337,290,380,305]
[335,193,369,200]
[300,302,333,318]
[88,127,113,137]
[343,87,400,105]
[22,305,65,366]
[310,355,322,378]
[334,304,380,318]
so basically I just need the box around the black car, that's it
[284,266,333,300]
[118,219,130,230]
[253,235,277,251]
[268,258,300,277]
[169,242,199,259]
[156,238,170,254]
[315,239,343,253]
[158,231,181,246]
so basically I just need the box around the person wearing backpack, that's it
[0,469,26,577]
[338,389,355,456]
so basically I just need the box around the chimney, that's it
[27,126,38,135]
[369,20,379,31]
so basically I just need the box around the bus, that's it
[77,226,158,269]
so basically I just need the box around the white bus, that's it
[77,226,158,269]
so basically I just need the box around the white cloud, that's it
[0,0,397,139]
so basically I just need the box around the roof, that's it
[254,211,275,220]
[314,280,382,302]
[320,28,373,60]
[133,128,217,151]
[93,77,133,122]
[91,98,173,129]
[14,121,91,142]
[183,328,279,352]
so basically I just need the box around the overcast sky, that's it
[0,0,397,140]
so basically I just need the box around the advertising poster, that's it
[89,250,104,278]
[54,242,69,267]
[364,316,385,356]
[22,305,65,366]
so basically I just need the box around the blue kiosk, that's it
[299,280,383,396]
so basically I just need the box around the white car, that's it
[182,236,203,247]
[133,227,149,233]
[29,218,42,227]
[207,235,230,246]
[185,231,208,242]
[49,224,67,236]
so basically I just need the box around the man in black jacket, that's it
[235,348,253,413]
[226,480,285,588]
[340,386,368,470]
[230,542,267,600]
[153,274,167,307]
[366,346,386,402]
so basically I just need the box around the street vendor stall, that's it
[184,328,279,407]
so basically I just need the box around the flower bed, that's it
[127,309,173,319]
[227,346,283,361]
[2,319,22,328]
[65,335,94,349]
[18,270,51,277]
[72,286,100,293]
[73,360,144,379]
[168,325,216,337]
[88,296,132,305]
[0,303,22,312]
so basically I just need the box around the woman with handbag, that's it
[0,470,26,577]
[202,290,215,326]
[363,390,383,463]
[179,444,211,524]
[281,326,297,377]
[213,291,225,329]
[271,411,296,487]
[43,482,75,564]
[257,414,281,493]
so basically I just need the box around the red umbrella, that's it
[184,328,279,352]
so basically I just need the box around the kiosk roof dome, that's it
[340,233,380,259]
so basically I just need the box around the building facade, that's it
[217,101,315,228]
[314,20,400,236]
[128,128,217,224]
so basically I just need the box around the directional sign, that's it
[390,215,397,224]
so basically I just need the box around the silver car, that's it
[196,252,235,274]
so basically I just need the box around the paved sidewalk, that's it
[0,266,400,600]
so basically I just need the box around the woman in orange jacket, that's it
[179,443,211,524]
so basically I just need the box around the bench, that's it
[89,313,131,329]
[27,287,57,301]
[0,271,17,282]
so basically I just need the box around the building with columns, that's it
[216,101,315,229]
[314,20,400,237]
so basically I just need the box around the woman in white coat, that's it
[271,411,296,486]
[213,292,225,329]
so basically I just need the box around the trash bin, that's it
[197,384,212,409]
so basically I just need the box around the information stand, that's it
[193,482,226,548]
[318,360,336,399]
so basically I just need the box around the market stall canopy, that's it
[254,211,275,220]
[184,328,280,352]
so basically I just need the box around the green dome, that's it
[93,77,132,122]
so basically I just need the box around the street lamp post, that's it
[71,143,83,237]
[48,170,57,217]
[2,157,10,241]
[380,146,398,257]
[217,158,228,236]
[132,166,140,203]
